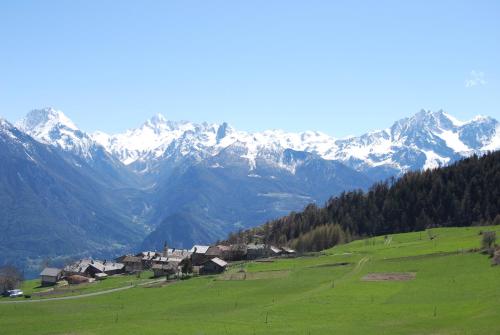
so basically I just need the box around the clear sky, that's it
[0,1,499,137]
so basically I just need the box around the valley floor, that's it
[0,226,499,334]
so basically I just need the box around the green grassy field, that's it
[0,271,155,301]
[1,226,499,334]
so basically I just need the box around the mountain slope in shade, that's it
[0,119,146,274]
[141,148,373,250]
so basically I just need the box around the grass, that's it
[1,271,154,300]
[0,225,499,334]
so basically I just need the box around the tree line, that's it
[227,151,500,252]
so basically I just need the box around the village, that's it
[38,243,296,287]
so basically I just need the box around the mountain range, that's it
[1,108,498,275]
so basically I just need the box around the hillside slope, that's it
[141,149,373,250]
[1,108,499,270]
[1,226,499,334]
[230,150,500,251]
[0,119,145,274]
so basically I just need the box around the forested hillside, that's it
[228,151,500,251]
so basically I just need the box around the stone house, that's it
[40,267,62,286]
[201,257,228,275]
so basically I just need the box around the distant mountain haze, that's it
[1,108,499,276]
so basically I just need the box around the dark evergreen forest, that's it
[227,151,500,252]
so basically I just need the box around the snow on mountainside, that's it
[92,114,202,165]
[3,108,499,270]
[0,118,21,143]
[15,108,141,189]
[91,115,339,171]
[91,109,499,176]
[328,110,499,174]
[13,108,500,177]
[16,108,96,160]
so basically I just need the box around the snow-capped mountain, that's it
[16,108,97,160]
[91,115,338,170]
[330,110,499,179]
[16,108,142,189]
[92,114,205,165]
[13,107,500,185]
[0,118,145,276]
[2,107,499,273]
[90,109,499,179]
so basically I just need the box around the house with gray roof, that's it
[190,245,212,266]
[246,243,268,259]
[63,259,124,278]
[121,255,143,273]
[201,257,228,274]
[40,267,62,286]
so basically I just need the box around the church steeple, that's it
[162,241,169,257]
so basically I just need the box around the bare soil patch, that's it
[362,272,416,281]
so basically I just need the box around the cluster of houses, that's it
[39,243,296,286]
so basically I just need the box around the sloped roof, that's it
[64,259,124,274]
[40,267,61,277]
[88,260,124,272]
[167,248,192,259]
[137,251,158,260]
[64,259,92,274]
[210,257,228,268]
[269,246,282,254]
[247,243,265,250]
[153,256,169,263]
[216,245,231,251]
[206,246,223,256]
[122,255,142,263]
[190,245,210,254]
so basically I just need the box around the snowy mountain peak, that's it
[16,108,97,159]
[0,118,23,142]
[17,107,78,134]
[92,116,205,165]
[0,117,14,134]
[0,117,9,128]
[398,109,455,132]
[145,113,169,128]
[469,115,494,124]
[10,107,500,178]
[150,113,167,124]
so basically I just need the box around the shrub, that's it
[481,231,496,256]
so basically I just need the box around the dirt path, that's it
[353,256,369,274]
[384,236,392,246]
[0,279,166,304]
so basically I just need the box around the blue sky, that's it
[0,1,499,136]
